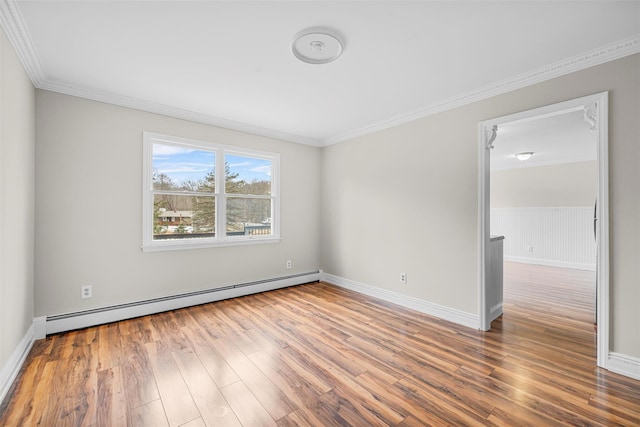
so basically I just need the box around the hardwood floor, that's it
[2,262,639,426]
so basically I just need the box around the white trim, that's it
[607,353,640,381]
[141,236,282,253]
[0,323,35,406]
[142,131,280,252]
[478,123,491,331]
[0,0,45,85]
[1,284,637,408]
[478,92,610,368]
[0,0,637,147]
[42,80,319,147]
[489,302,503,324]
[595,94,610,368]
[324,35,639,146]
[45,272,320,335]
[3,274,319,403]
[321,272,479,330]
[0,0,316,146]
[32,316,46,340]
[504,256,595,272]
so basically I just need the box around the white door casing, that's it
[477,92,609,369]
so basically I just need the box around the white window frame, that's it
[142,132,280,252]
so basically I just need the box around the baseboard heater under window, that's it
[45,271,321,335]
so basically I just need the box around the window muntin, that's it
[224,154,273,238]
[143,133,280,251]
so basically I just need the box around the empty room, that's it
[1,1,639,426]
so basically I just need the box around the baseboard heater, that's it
[45,271,321,335]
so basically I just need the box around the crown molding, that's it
[0,0,44,85]
[1,0,637,148]
[321,34,640,146]
[37,79,320,146]
[0,0,320,146]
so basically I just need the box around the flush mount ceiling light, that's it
[292,27,344,64]
[515,152,534,161]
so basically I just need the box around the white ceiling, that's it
[3,1,640,146]
[490,109,597,171]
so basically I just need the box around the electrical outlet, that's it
[400,273,407,284]
[527,245,534,253]
[81,285,92,299]
[286,260,292,269]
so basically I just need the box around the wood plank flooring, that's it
[2,262,640,426]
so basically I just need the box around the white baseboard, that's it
[2,273,319,406]
[319,272,640,382]
[489,302,503,323]
[321,272,479,329]
[46,272,320,335]
[33,316,46,340]
[607,352,640,381]
[0,322,35,406]
[505,256,596,272]
[3,271,639,405]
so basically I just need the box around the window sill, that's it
[141,236,281,252]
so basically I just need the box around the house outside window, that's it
[142,132,280,251]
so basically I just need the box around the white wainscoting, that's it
[491,207,596,271]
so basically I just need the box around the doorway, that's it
[478,92,609,368]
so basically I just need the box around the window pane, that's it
[153,143,215,192]
[225,154,272,195]
[153,194,215,239]
[226,198,272,236]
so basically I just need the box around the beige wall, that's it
[0,29,35,368]
[320,53,640,358]
[321,113,479,314]
[3,37,638,373]
[491,161,597,208]
[35,91,321,316]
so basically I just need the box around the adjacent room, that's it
[1,1,639,425]
[489,108,599,327]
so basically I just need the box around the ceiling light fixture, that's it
[515,152,534,161]
[292,27,344,65]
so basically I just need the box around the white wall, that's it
[491,161,597,269]
[0,29,35,377]
[35,91,321,317]
[491,161,597,208]
[320,53,640,359]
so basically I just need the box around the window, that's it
[142,132,280,251]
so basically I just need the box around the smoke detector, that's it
[292,27,344,65]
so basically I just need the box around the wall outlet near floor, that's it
[81,285,92,299]
[527,245,534,253]
[400,273,407,284]
[286,260,292,269]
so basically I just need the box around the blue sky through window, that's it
[226,154,272,183]
[152,144,214,186]
[152,144,272,187]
